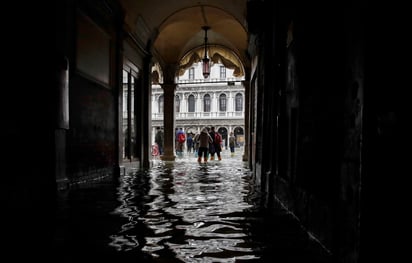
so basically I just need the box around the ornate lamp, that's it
[201,26,210,78]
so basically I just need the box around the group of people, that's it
[194,126,222,163]
[154,126,237,162]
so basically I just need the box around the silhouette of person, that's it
[155,127,164,155]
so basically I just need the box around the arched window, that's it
[219,94,226,111]
[203,94,211,112]
[235,93,243,111]
[158,95,164,113]
[188,94,195,112]
[175,95,180,112]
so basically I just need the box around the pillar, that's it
[140,55,152,168]
[160,84,176,161]
[160,64,178,161]
[242,80,250,162]
[55,56,69,189]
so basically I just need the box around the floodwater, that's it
[54,149,333,262]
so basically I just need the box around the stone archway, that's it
[217,127,228,148]
[233,126,244,146]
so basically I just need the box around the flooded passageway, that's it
[54,150,333,262]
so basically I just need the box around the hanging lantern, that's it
[201,26,210,78]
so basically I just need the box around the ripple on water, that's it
[109,153,262,261]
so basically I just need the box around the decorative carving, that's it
[179,46,244,77]
[210,53,242,77]
[178,53,202,76]
[152,70,159,84]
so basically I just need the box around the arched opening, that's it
[233,126,244,146]
[217,127,228,148]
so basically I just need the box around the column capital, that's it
[163,63,179,84]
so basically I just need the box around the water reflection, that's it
[110,153,262,262]
[54,150,334,262]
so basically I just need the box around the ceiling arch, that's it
[179,45,245,77]
[118,0,249,73]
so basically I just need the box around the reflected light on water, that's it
[109,153,261,261]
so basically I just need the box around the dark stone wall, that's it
[58,0,124,183]
[67,76,116,181]
[247,0,365,261]
[283,5,364,261]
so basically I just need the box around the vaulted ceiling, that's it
[119,0,249,76]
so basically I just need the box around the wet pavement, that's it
[53,149,334,262]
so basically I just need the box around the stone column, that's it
[182,93,187,115]
[161,84,176,161]
[212,92,217,113]
[139,56,152,168]
[55,56,70,189]
[242,80,250,162]
[229,91,234,114]
[196,93,202,115]
[160,64,177,161]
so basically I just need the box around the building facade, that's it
[151,62,245,150]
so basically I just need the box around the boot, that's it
[218,156,222,161]
[204,157,208,163]
[210,155,214,160]
[197,157,201,163]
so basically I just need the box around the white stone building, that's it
[151,62,245,148]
